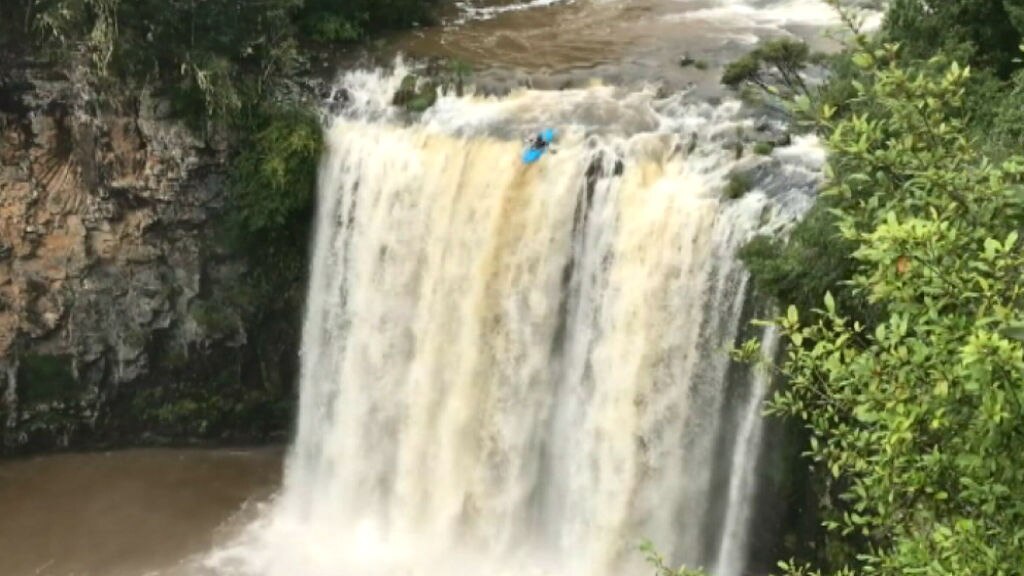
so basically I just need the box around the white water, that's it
[712,325,780,576]
[203,63,822,576]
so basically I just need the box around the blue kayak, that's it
[522,128,556,165]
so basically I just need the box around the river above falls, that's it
[327,0,879,94]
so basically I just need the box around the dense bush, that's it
[731,13,1024,313]
[883,0,1023,77]
[130,372,291,439]
[724,170,754,199]
[990,69,1024,150]
[739,202,864,324]
[764,45,1024,575]
[16,354,80,405]
[223,105,323,310]
[721,38,814,98]
[230,107,322,237]
[300,0,437,42]
[2,0,438,126]
[719,3,1024,574]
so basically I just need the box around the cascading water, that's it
[203,64,823,576]
[713,325,781,576]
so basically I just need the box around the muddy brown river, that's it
[0,449,282,576]
[334,0,866,93]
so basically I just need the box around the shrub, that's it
[722,38,812,98]
[739,200,865,326]
[756,45,1024,576]
[190,300,238,337]
[724,171,753,199]
[3,0,440,127]
[989,68,1024,151]
[17,354,79,405]
[883,0,1023,78]
[230,106,322,238]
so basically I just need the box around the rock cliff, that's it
[0,60,299,454]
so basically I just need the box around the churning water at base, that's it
[202,65,823,576]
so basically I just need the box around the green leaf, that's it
[852,52,873,69]
[853,404,877,423]
[824,291,836,314]
[984,237,1001,259]
[787,305,799,325]
[1000,323,1024,343]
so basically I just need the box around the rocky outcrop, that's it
[0,60,297,454]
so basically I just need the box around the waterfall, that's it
[204,67,821,576]
[713,325,781,576]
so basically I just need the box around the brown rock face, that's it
[0,63,299,453]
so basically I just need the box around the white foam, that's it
[663,0,882,33]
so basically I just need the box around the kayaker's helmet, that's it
[541,128,556,143]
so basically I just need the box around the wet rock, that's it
[723,139,744,160]
[392,75,417,105]
[750,115,793,148]
[392,74,438,113]
[325,87,351,115]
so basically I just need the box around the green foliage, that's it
[299,0,437,42]
[764,45,1024,575]
[883,0,1023,77]
[741,43,1023,318]
[811,48,870,122]
[808,4,1024,153]
[16,354,80,405]
[722,38,812,98]
[218,104,321,346]
[775,559,855,576]
[305,13,366,43]
[740,201,865,325]
[990,67,1024,150]
[406,90,438,113]
[190,300,238,337]
[724,171,754,199]
[392,74,439,112]
[230,106,322,237]
[3,0,438,126]
[722,52,762,89]
[448,59,472,97]
[130,373,290,438]
[223,105,321,323]
[639,541,707,576]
